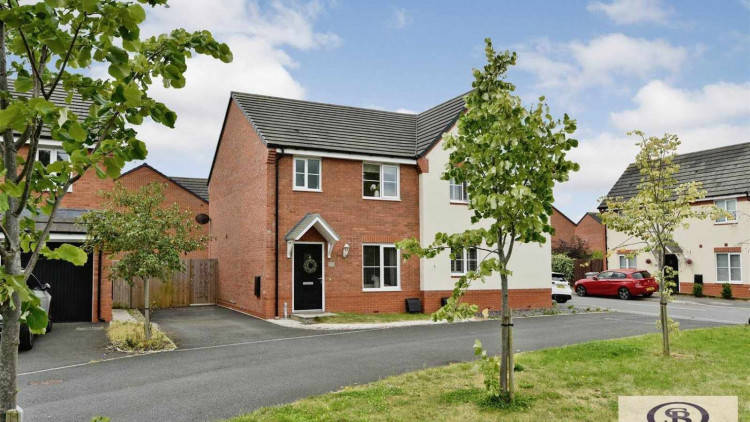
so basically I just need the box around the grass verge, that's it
[313,312,433,324]
[107,321,175,352]
[226,325,749,421]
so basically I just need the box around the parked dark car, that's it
[574,269,658,300]
[0,274,52,351]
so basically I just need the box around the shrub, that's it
[692,283,703,297]
[107,321,174,352]
[721,283,733,299]
[551,253,574,282]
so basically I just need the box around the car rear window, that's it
[631,271,651,279]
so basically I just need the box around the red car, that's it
[574,269,658,300]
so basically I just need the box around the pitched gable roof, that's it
[119,163,209,203]
[228,91,468,160]
[170,176,209,202]
[600,142,750,209]
[9,80,92,139]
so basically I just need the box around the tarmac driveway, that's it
[152,305,311,349]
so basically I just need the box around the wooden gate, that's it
[112,258,217,309]
[573,259,605,283]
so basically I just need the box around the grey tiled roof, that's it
[170,177,209,202]
[416,92,467,155]
[230,91,468,159]
[22,208,91,234]
[600,142,750,208]
[584,212,602,224]
[285,213,339,241]
[10,80,92,139]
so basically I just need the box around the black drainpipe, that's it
[274,148,284,318]
[97,249,104,321]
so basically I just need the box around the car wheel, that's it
[618,288,632,300]
[556,297,569,304]
[576,286,586,297]
[19,325,34,351]
[46,315,53,333]
[642,293,653,298]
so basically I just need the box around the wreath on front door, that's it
[303,254,318,274]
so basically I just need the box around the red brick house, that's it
[551,207,606,257]
[209,92,553,319]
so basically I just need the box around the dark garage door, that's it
[22,242,93,322]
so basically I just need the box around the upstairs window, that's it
[293,157,321,191]
[451,247,478,275]
[618,255,636,269]
[449,179,468,203]
[37,148,72,192]
[716,253,741,283]
[363,163,399,200]
[715,199,737,223]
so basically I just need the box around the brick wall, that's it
[574,214,606,254]
[210,101,273,317]
[274,153,421,316]
[422,289,551,313]
[551,207,576,249]
[118,165,210,259]
[680,282,750,299]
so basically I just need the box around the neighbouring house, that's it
[600,142,750,298]
[551,208,606,257]
[8,82,211,324]
[208,92,552,319]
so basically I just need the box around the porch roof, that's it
[285,213,340,244]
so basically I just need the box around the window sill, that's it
[449,201,469,205]
[714,221,738,225]
[293,187,322,193]
[362,196,401,202]
[362,288,401,292]
[713,280,743,284]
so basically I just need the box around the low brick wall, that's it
[680,282,750,299]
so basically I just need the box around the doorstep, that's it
[290,311,338,324]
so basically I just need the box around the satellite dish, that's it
[195,213,210,225]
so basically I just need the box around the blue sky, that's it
[134,0,750,221]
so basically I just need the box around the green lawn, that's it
[312,312,433,324]
[226,325,749,421]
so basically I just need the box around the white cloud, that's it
[517,34,689,95]
[116,0,340,176]
[387,8,412,30]
[587,0,674,25]
[555,80,750,219]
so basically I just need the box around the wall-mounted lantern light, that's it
[343,243,350,258]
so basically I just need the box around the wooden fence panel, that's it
[573,259,605,283]
[112,258,217,310]
[191,259,216,305]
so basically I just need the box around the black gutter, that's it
[97,249,104,321]
[274,149,284,318]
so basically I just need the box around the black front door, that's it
[665,254,680,293]
[294,243,323,311]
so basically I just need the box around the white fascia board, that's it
[276,148,416,165]
[0,233,86,241]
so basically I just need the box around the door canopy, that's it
[285,213,340,258]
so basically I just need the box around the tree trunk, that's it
[144,277,151,339]
[656,247,670,356]
[498,256,513,402]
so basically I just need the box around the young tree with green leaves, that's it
[0,1,231,417]
[599,131,720,357]
[398,38,579,402]
[80,182,208,339]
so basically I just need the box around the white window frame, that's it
[451,247,478,275]
[449,179,469,203]
[292,156,322,192]
[362,243,400,291]
[716,252,742,283]
[618,254,636,269]
[714,199,737,223]
[362,163,400,201]
[36,147,73,192]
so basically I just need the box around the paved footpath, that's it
[16,309,726,422]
